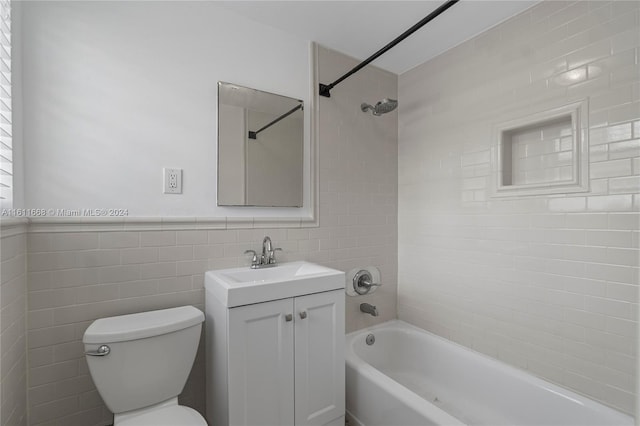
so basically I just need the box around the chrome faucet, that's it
[262,236,273,264]
[360,303,378,317]
[244,236,282,269]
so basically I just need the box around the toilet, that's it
[83,306,208,426]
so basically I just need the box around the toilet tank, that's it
[83,306,204,414]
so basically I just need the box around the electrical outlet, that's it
[163,168,182,194]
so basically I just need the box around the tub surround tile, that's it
[398,0,639,416]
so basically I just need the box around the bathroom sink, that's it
[205,261,345,307]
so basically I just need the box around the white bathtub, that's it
[346,320,633,426]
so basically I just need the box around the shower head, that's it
[361,98,398,116]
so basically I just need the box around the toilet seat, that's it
[117,405,207,426]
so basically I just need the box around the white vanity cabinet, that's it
[205,262,346,426]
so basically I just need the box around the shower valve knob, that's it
[353,270,382,295]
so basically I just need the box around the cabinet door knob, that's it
[299,311,307,319]
[285,314,293,322]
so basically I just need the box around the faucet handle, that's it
[244,250,260,268]
[269,247,283,264]
[353,270,382,295]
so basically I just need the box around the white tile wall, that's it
[20,46,397,426]
[399,0,639,415]
[1,225,28,426]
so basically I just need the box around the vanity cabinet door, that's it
[228,298,295,426]
[294,290,345,426]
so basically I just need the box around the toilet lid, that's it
[117,405,207,426]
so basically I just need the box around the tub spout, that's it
[360,303,378,317]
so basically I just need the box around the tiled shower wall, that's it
[20,46,397,426]
[1,225,28,426]
[398,0,639,415]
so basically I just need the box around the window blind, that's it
[0,0,11,208]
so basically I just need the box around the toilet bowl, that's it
[83,306,208,426]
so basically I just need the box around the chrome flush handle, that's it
[85,345,111,357]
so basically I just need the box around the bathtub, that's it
[345,320,633,426]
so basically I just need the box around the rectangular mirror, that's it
[218,82,304,207]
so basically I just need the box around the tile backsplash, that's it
[398,0,639,415]
[9,45,398,426]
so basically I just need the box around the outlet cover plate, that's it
[163,168,183,194]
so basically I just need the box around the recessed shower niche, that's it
[492,100,589,197]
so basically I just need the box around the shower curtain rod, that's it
[318,0,459,98]
[248,103,303,140]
